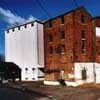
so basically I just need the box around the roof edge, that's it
[43,6,92,23]
[6,20,43,31]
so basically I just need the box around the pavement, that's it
[7,81,100,100]
[0,87,33,100]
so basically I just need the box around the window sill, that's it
[61,24,64,26]
[61,39,65,41]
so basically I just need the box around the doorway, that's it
[82,67,87,80]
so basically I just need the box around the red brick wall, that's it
[92,18,100,63]
[74,8,95,62]
[44,8,95,81]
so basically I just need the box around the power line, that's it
[36,0,52,18]
[73,0,79,8]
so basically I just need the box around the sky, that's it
[0,0,100,57]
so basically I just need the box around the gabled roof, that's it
[92,16,100,27]
[43,6,92,23]
[92,16,100,20]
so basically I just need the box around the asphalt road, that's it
[0,88,32,100]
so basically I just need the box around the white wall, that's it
[5,21,44,81]
[96,27,100,36]
[95,63,100,83]
[37,23,44,67]
[75,63,94,83]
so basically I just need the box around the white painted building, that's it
[5,21,44,81]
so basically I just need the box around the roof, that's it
[6,6,92,30]
[92,16,100,20]
[6,20,43,31]
[43,6,92,23]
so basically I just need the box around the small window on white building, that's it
[12,28,15,32]
[18,27,20,30]
[31,23,34,26]
[25,78,28,80]
[32,68,35,70]
[32,68,35,73]
[24,25,27,28]
[32,78,35,80]
[7,30,9,33]
[25,68,28,74]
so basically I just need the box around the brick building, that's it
[93,17,100,63]
[44,7,100,86]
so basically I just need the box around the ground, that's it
[0,88,33,100]
[7,81,100,100]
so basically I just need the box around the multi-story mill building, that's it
[5,7,100,86]
[44,7,100,86]
[5,21,44,81]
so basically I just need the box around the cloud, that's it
[0,7,37,25]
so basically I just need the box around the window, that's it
[49,34,53,42]
[32,68,35,74]
[50,46,53,54]
[81,15,85,23]
[24,25,27,28]
[56,46,60,54]
[61,31,65,39]
[25,68,28,71]
[25,78,28,80]
[81,30,85,39]
[82,67,87,80]
[49,21,52,28]
[32,68,35,70]
[7,30,9,33]
[12,28,15,32]
[82,40,85,48]
[82,48,86,54]
[61,16,64,24]
[61,45,65,54]
[18,27,20,30]
[25,68,28,74]
[31,23,34,26]
[82,40,86,54]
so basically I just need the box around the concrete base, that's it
[44,80,95,87]
[44,81,86,87]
